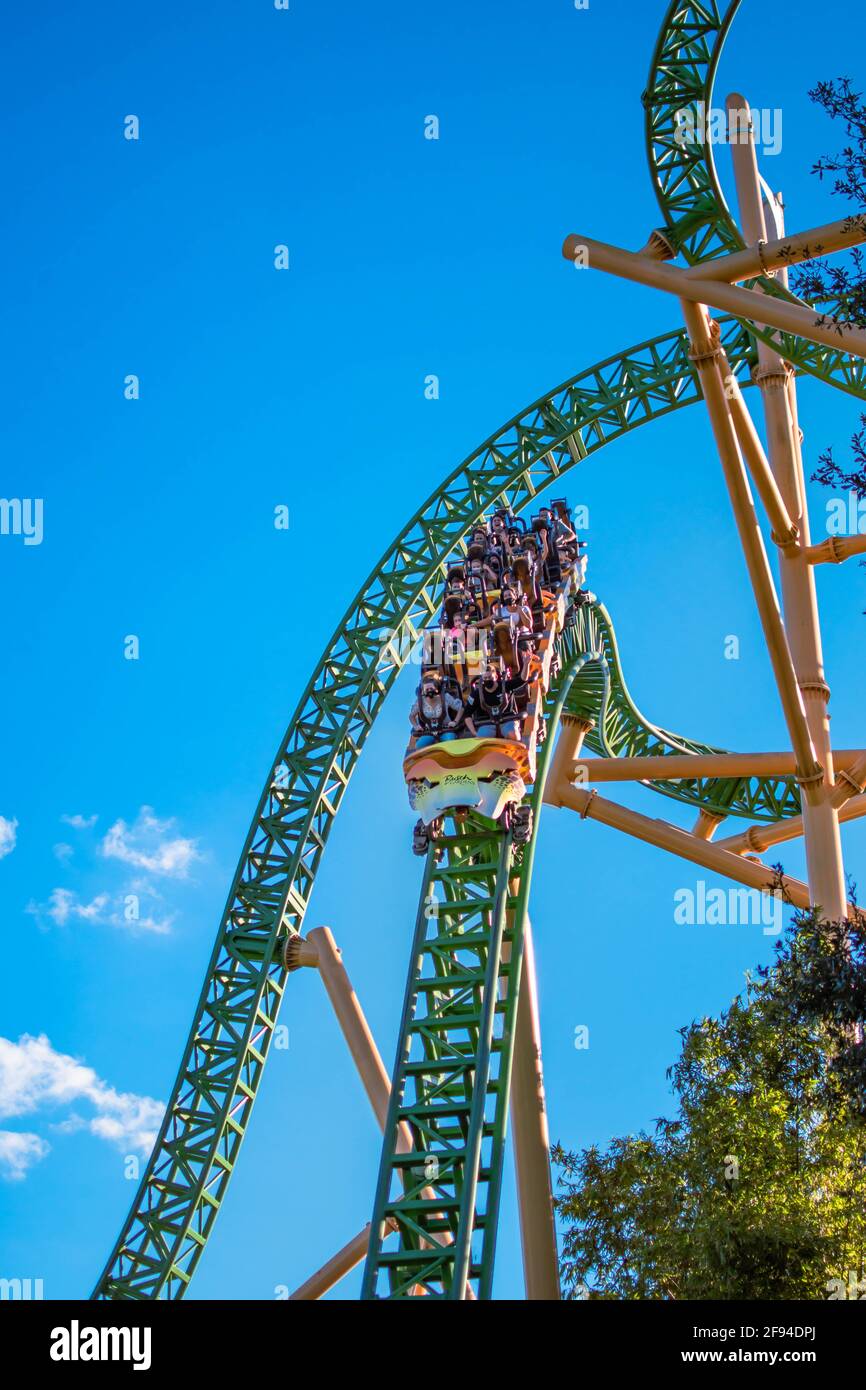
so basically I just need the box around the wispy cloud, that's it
[61,813,98,830]
[27,889,109,928]
[101,806,200,880]
[0,816,18,860]
[0,1033,164,1175]
[26,888,171,935]
[28,806,197,936]
[0,1129,50,1181]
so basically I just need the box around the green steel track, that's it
[362,819,522,1299]
[362,608,608,1299]
[93,0,866,1300]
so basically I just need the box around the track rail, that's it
[363,581,606,1299]
[361,821,518,1299]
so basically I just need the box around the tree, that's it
[553,893,866,1299]
[792,79,866,499]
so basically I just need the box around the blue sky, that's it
[1,0,865,1300]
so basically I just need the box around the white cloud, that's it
[53,842,74,863]
[61,814,98,830]
[101,806,200,880]
[128,912,173,936]
[0,817,18,860]
[0,1034,164,1165]
[26,888,172,935]
[27,888,110,928]
[0,1130,50,1181]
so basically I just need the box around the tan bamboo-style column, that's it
[548,713,595,788]
[679,298,821,797]
[722,366,798,546]
[558,713,595,760]
[288,1223,382,1300]
[726,93,847,919]
[289,927,469,1297]
[692,809,726,840]
[803,535,866,565]
[716,792,866,857]
[829,752,866,810]
[680,216,866,283]
[557,750,866,784]
[306,926,404,1141]
[560,234,866,361]
[505,921,560,1300]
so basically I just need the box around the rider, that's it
[539,505,576,547]
[499,587,535,668]
[463,666,524,742]
[408,676,465,749]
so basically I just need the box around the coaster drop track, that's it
[92,0,865,1299]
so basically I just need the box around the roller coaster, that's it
[92,0,866,1300]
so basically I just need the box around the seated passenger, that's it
[478,586,532,635]
[512,554,544,628]
[539,505,576,548]
[442,593,464,627]
[521,534,541,570]
[491,618,538,685]
[500,587,535,661]
[488,513,512,564]
[445,564,468,601]
[533,513,561,585]
[575,538,588,588]
[466,546,497,602]
[463,667,525,743]
[484,545,505,585]
[500,585,531,625]
[531,515,552,569]
[469,526,490,556]
[408,677,465,749]
[441,610,484,688]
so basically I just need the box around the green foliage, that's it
[554,899,866,1300]
[792,79,866,506]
